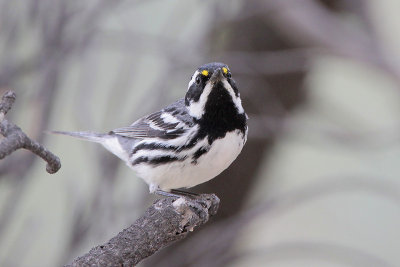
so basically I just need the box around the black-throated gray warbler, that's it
[54,62,248,197]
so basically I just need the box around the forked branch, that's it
[0,90,61,173]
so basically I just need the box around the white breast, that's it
[130,129,246,192]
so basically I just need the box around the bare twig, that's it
[0,90,61,174]
[0,90,16,120]
[65,194,220,267]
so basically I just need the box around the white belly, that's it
[130,130,246,192]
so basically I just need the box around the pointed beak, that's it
[210,68,224,84]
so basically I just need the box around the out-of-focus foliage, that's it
[0,1,399,266]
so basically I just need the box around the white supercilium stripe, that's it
[188,70,199,88]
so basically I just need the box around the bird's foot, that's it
[154,189,198,199]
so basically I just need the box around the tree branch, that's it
[0,90,61,174]
[0,91,16,119]
[65,194,220,266]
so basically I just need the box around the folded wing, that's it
[111,99,193,140]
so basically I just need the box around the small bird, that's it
[54,62,248,197]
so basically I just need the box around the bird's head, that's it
[185,62,244,120]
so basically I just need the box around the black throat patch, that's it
[195,81,247,144]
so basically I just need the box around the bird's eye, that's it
[227,72,232,78]
[195,76,201,85]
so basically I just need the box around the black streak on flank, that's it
[132,155,187,166]
[191,147,209,164]
[131,143,179,155]
[130,134,207,157]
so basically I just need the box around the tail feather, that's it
[49,131,108,143]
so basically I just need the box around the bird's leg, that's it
[170,189,209,214]
[154,189,199,199]
[171,189,199,198]
[154,189,211,218]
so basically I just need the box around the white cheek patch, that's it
[222,80,244,114]
[187,82,213,119]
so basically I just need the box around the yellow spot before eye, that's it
[201,70,209,76]
[222,67,228,74]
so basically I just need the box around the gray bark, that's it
[66,193,220,266]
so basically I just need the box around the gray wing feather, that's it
[112,98,193,139]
